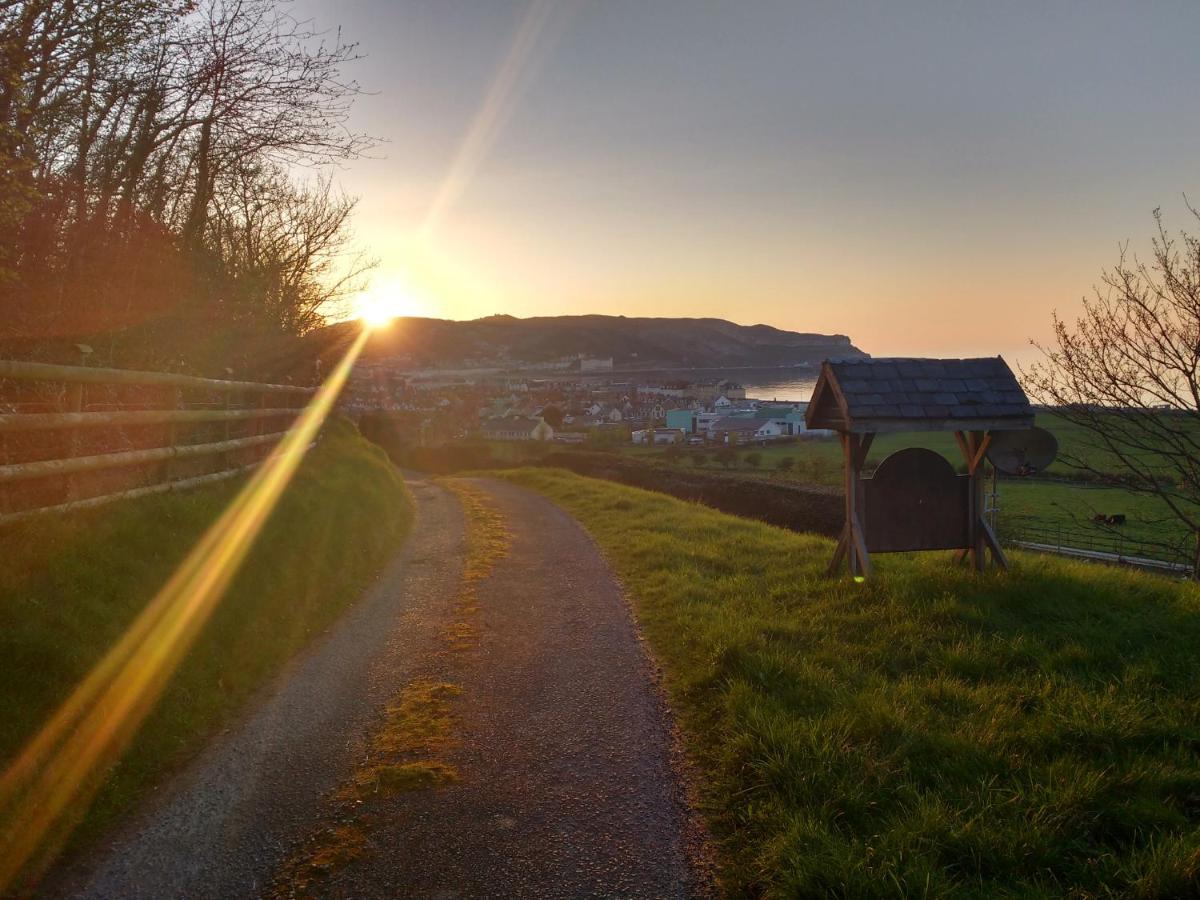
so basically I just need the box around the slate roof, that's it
[805,357,1034,433]
[710,416,768,433]
[481,415,542,432]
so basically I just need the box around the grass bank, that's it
[0,416,412,860]
[496,468,1200,898]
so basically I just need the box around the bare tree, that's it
[208,166,372,335]
[0,0,374,369]
[1023,205,1200,572]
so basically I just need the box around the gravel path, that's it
[54,475,713,899]
[320,478,713,899]
[56,474,467,899]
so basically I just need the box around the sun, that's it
[353,280,427,329]
[356,294,403,328]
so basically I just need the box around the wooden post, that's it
[64,382,84,501]
[256,391,271,464]
[842,432,858,576]
[163,387,183,487]
[835,430,874,578]
[957,430,1002,572]
[221,390,234,473]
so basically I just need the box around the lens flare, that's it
[0,327,370,891]
[417,0,583,241]
[357,295,402,328]
[354,282,424,328]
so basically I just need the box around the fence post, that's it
[64,382,84,501]
[221,390,234,474]
[257,390,270,464]
[163,387,183,487]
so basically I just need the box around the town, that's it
[341,355,830,447]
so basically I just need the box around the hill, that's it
[312,314,865,372]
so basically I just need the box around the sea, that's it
[604,367,820,403]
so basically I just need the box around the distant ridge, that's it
[314,314,866,371]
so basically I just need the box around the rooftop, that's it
[711,417,769,432]
[805,357,1034,434]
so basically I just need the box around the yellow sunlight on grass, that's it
[0,327,371,892]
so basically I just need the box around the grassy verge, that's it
[495,467,1200,898]
[0,416,413,857]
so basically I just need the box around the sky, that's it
[295,0,1200,363]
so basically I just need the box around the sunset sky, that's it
[297,0,1200,362]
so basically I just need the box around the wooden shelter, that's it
[805,357,1034,578]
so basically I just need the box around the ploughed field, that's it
[497,468,1200,898]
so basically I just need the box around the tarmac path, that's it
[57,474,712,899]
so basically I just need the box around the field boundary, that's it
[0,359,314,523]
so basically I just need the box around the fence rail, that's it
[0,359,312,394]
[1000,518,1194,576]
[0,359,316,524]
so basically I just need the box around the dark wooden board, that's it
[860,447,970,552]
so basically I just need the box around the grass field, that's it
[608,412,1195,562]
[620,413,1144,484]
[1000,481,1191,562]
[0,416,412,864]
[496,467,1200,898]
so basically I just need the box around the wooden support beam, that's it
[850,508,873,577]
[831,430,873,579]
[969,431,987,571]
[969,432,992,473]
[980,518,1009,570]
[842,432,857,576]
[954,430,971,465]
[855,432,875,469]
[827,524,849,576]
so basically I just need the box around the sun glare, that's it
[354,277,429,329]
[356,295,402,328]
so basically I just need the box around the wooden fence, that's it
[0,360,315,525]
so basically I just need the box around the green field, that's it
[610,412,1195,563]
[620,413,1140,484]
[496,467,1200,897]
[0,416,413,870]
[999,481,1191,563]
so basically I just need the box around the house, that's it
[480,416,555,441]
[665,408,697,432]
[632,428,686,445]
[719,381,747,401]
[709,417,785,444]
[635,401,667,421]
[747,408,826,437]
